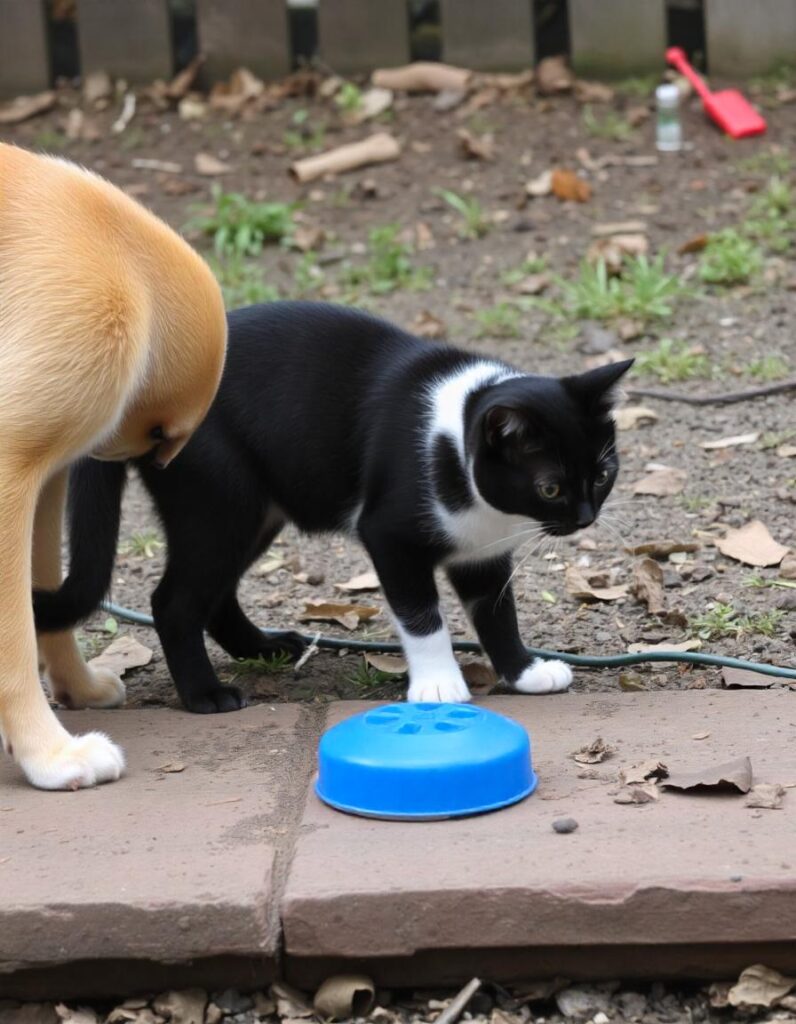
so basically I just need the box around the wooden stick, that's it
[626,379,796,406]
[372,62,471,93]
[289,132,401,183]
[433,978,482,1024]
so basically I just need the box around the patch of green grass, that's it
[212,256,280,308]
[750,63,796,96]
[582,105,633,141]
[557,254,687,323]
[742,176,796,254]
[615,74,658,98]
[346,661,404,694]
[33,128,67,151]
[283,107,327,151]
[435,188,491,240]
[475,301,523,339]
[738,149,792,177]
[290,252,325,298]
[188,186,295,258]
[500,255,548,286]
[679,494,714,513]
[691,602,785,641]
[120,530,164,559]
[235,652,293,674]
[699,229,763,286]
[635,338,709,384]
[761,428,796,450]
[744,573,796,591]
[342,224,432,295]
[334,82,363,114]
[748,354,789,381]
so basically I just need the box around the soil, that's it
[3,73,795,711]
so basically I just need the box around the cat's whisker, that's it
[465,523,547,559]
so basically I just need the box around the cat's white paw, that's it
[407,673,472,704]
[514,658,572,694]
[20,731,125,790]
[51,667,126,710]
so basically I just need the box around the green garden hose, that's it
[102,601,796,680]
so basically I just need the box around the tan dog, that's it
[0,144,226,789]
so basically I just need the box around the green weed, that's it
[33,128,67,151]
[679,494,714,513]
[582,105,633,141]
[738,149,792,177]
[635,338,709,383]
[120,530,164,559]
[691,602,785,640]
[235,652,293,674]
[557,254,687,323]
[334,82,363,114]
[283,107,327,151]
[748,354,789,381]
[342,224,432,295]
[760,428,796,450]
[615,74,658,98]
[188,186,295,258]
[475,302,522,339]
[744,573,796,591]
[346,661,404,694]
[699,230,763,285]
[212,256,280,307]
[435,188,491,240]
[290,252,325,297]
[500,255,548,286]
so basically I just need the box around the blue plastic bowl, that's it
[315,703,536,820]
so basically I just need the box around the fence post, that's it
[196,0,291,82]
[317,0,410,75]
[569,0,666,78]
[705,0,796,77]
[440,0,534,71]
[76,0,173,82]
[0,0,50,98]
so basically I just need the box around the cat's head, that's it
[468,359,633,535]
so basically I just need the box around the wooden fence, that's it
[2,0,796,99]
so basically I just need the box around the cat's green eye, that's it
[595,468,610,486]
[538,482,561,500]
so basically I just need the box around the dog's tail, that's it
[34,458,127,632]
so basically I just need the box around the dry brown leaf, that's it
[292,224,326,252]
[627,539,698,558]
[256,554,284,576]
[627,639,701,654]
[513,272,550,296]
[614,405,658,430]
[632,467,687,497]
[300,601,379,631]
[626,104,651,127]
[526,169,553,198]
[587,234,647,274]
[776,443,796,458]
[722,666,779,689]
[745,783,786,810]
[715,520,789,568]
[157,761,186,774]
[692,731,711,740]
[678,233,709,255]
[572,737,615,764]
[335,571,380,592]
[313,975,375,1020]
[363,653,407,676]
[551,168,592,203]
[195,152,234,176]
[270,982,315,1019]
[208,67,265,114]
[152,989,207,1024]
[661,756,752,794]
[165,55,205,100]
[456,128,495,160]
[565,566,627,602]
[613,782,659,804]
[0,90,56,124]
[372,62,471,94]
[620,760,668,785]
[728,964,796,1008]
[536,56,574,95]
[89,635,152,677]
[462,662,499,695]
[631,557,666,615]
[574,80,615,103]
[699,431,759,450]
[411,310,447,340]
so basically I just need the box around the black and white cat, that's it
[34,302,632,712]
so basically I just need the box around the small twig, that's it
[432,978,482,1024]
[112,91,136,134]
[626,378,796,406]
[294,631,320,673]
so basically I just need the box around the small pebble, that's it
[552,817,579,834]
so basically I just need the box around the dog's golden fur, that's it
[0,143,226,789]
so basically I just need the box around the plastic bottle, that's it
[656,82,682,152]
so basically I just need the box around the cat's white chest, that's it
[438,499,529,565]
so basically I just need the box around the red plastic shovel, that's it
[666,47,767,139]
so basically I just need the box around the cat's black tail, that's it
[33,458,127,632]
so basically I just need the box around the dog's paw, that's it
[514,658,572,694]
[20,731,125,790]
[52,666,126,710]
[407,673,472,704]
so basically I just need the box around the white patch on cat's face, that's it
[395,621,472,703]
[425,361,529,563]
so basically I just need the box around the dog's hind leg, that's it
[34,468,126,710]
[0,463,124,789]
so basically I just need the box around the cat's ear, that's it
[563,358,634,413]
[484,405,531,448]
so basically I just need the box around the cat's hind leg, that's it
[34,468,125,710]
[208,594,306,662]
[447,555,572,694]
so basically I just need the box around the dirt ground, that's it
[3,69,795,711]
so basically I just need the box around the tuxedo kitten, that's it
[35,302,632,713]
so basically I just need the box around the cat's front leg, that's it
[359,529,470,703]
[447,555,572,695]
